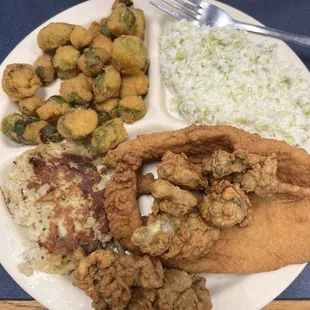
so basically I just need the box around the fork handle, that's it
[233,21,310,48]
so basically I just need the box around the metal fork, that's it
[150,0,310,48]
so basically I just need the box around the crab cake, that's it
[2,64,41,102]
[111,35,147,74]
[57,108,98,140]
[119,95,147,123]
[60,73,93,105]
[19,96,44,116]
[120,71,149,98]
[35,54,55,85]
[70,25,94,49]
[37,22,74,52]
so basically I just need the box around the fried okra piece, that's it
[88,21,101,38]
[60,73,93,105]
[119,96,146,124]
[57,108,98,140]
[100,18,115,40]
[111,35,147,74]
[37,22,73,52]
[70,25,93,49]
[90,34,113,55]
[19,96,44,116]
[78,47,110,77]
[36,95,71,124]
[93,66,121,103]
[35,54,55,85]
[120,71,149,98]
[1,113,62,144]
[2,64,41,102]
[112,0,133,10]
[91,118,128,154]
[130,8,145,40]
[107,4,136,37]
[94,98,119,125]
[53,46,81,79]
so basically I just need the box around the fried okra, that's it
[130,8,145,40]
[119,95,146,124]
[111,35,147,74]
[1,113,62,144]
[78,47,110,77]
[70,25,93,49]
[90,35,113,55]
[88,21,102,38]
[120,71,149,98]
[60,74,93,105]
[37,22,73,52]
[100,18,115,40]
[53,46,81,79]
[57,108,98,140]
[36,95,71,124]
[19,96,44,116]
[2,64,41,102]
[91,118,127,154]
[93,66,121,103]
[94,98,119,125]
[107,4,136,37]
[35,54,55,85]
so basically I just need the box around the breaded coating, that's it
[78,47,110,77]
[19,96,44,116]
[107,4,136,37]
[94,98,119,125]
[70,25,93,49]
[200,180,252,228]
[157,151,206,190]
[57,108,98,140]
[59,73,93,105]
[90,34,113,55]
[2,64,41,102]
[88,21,102,38]
[151,180,197,217]
[112,0,133,10]
[130,8,145,40]
[91,118,127,154]
[36,95,71,124]
[111,35,147,74]
[53,46,81,79]
[1,113,62,144]
[35,54,55,85]
[119,95,147,124]
[100,18,115,40]
[119,71,149,98]
[37,22,73,51]
[93,66,121,103]
[137,172,155,196]
[142,58,150,74]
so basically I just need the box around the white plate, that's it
[0,0,308,309]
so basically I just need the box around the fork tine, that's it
[150,1,195,22]
[173,0,201,13]
[159,0,200,20]
[187,0,203,7]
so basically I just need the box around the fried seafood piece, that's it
[151,180,198,217]
[1,113,62,144]
[200,180,252,229]
[90,34,113,55]
[19,96,44,116]
[37,22,73,51]
[107,4,136,37]
[35,54,55,85]
[36,95,71,124]
[129,8,145,40]
[132,212,220,261]
[73,249,212,310]
[111,35,147,74]
[119,95,147,124]
[2,64,41,102]
[57,108,98,140]
[78,47,111,77]
[70,25,93,49]
[94,98,120,125]
[158,151,206,190]
[53,46,81,79]
[59,73,93,105]
[93,65,121,103]
[91,118,128,154]
[137,172,155,196]
[119,71,149,99]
